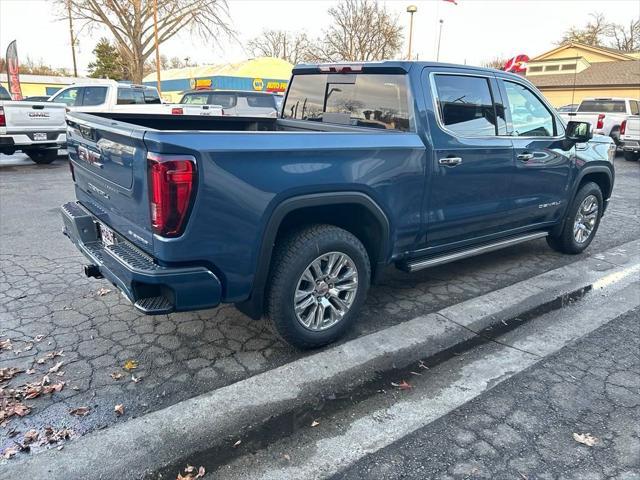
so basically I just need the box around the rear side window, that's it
[0,85,11,100]
[283,73,412,132]
[504,81,555,137]
[244,94,276,108]
[578,100,626,113]
[630,100,639,116]
[117,88,145,105]
[144,89,161,104]
[433,74,499,136]
[82,86,107,106]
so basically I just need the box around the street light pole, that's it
[436,19,444,62]
[406,5,417,60]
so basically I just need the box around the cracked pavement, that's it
[336,306,640,480]
[0,153,638,456]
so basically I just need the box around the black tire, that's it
[266,224,371,349]
[26,150,57,164]
[547,182,603,255]
[610,126,621,147]
[623,151,639,162]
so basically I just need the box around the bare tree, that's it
[313,0,403,62]
[609,19,640,52]
[558,12,610,47]
[248,30,313,64]
[59,0,233,83]
[481,56,509,70]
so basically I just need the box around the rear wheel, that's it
[266,224,371,349]
[26,149,57,164]
[623,151,639,162]
[547,182,603,254]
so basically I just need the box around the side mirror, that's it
[566,121,593,143]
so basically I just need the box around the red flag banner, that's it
[6,40,23,101]
[443,0,458,4]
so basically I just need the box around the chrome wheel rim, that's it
[573,195,599,244]
[293,252,359,331]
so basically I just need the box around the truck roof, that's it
[292,60,521,79]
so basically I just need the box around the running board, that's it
[400,232,548,273]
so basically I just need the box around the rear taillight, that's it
[596,114,605,130]
[620,120,627,136]
[0,106,5,127]
[171,107,183,115]
[147,153,196,237]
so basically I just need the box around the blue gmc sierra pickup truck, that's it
[61,61,616,349]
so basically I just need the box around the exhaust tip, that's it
[83,264,103,279]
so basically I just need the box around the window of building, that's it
[528,66,543,73]
[561,63,576,71]
[544,65,560,72]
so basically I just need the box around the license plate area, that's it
[98,223,117,246]
[33,133,47,141]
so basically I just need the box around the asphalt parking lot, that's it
[0,151,638,457]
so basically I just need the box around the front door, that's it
[498,78,574,227]
[423,70,516,249]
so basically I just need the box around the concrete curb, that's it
[4,239,640,480]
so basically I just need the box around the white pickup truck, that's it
[0,85,67,164]
[49,81,222,116]
[560,97,640,147]
[620,115,640,161]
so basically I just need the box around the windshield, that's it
[578,100,626,113]
[283,73,412,132]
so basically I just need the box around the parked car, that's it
[559,97,640,146]
[61,61,615,349]
[49,81,163,112]
[179,89,279,117]
[0,85,66,164]
[557,104,578,113]
[620,115,640,161]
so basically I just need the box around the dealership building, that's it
[142,56,294,102]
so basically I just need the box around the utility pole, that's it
[66,0,78,77]
[153,0,162,95]
[406,5,417,60]
[436,19,444,61]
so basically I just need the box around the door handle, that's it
[438,156,462,167]
[517,152,534,161]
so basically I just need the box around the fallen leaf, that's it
[34,335,45,342]
[0,367,22,382]
[177,465,206,480]
[1,446,18,459]
[185,466,195,473]
[131,374,142,383]
[23,343,33,352]
[49,362,63,373]
[114,404,124,416]
[22,429,39,444]
[197,466,205,478]
[283,453,291,461]
[25,369,35,375]
[418,360,429,370]
[311,420,320,427]
[0,339,12,351]
[43,382,65,394]
[233,439,241,447]
[96,287,112,297]
[573,432,597,447]
[123,359,138,371]
[12,403,30,417]
[391,380,412,390]
[410,371,422,376]
[110,372,124,380]
[69,406,91,417]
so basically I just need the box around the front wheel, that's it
[26,149,57,164]
[623,151,639,162]
[547,182,603,254]
[266,224,371,349]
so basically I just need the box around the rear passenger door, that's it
[423,69,516,249]
[498,78,573,227]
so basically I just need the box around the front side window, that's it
[81,86,107,106]
[504,81,555,137]
[283,73,411,131]
[52,87,80,106]
[433,74,499,136]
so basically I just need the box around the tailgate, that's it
[66,112,154,251]
[623,117,640,139]
[3,101,66,131]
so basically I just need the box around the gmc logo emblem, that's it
[77,145,102,166]
[28,112,50,118]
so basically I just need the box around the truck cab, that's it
[61,61,615,349]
